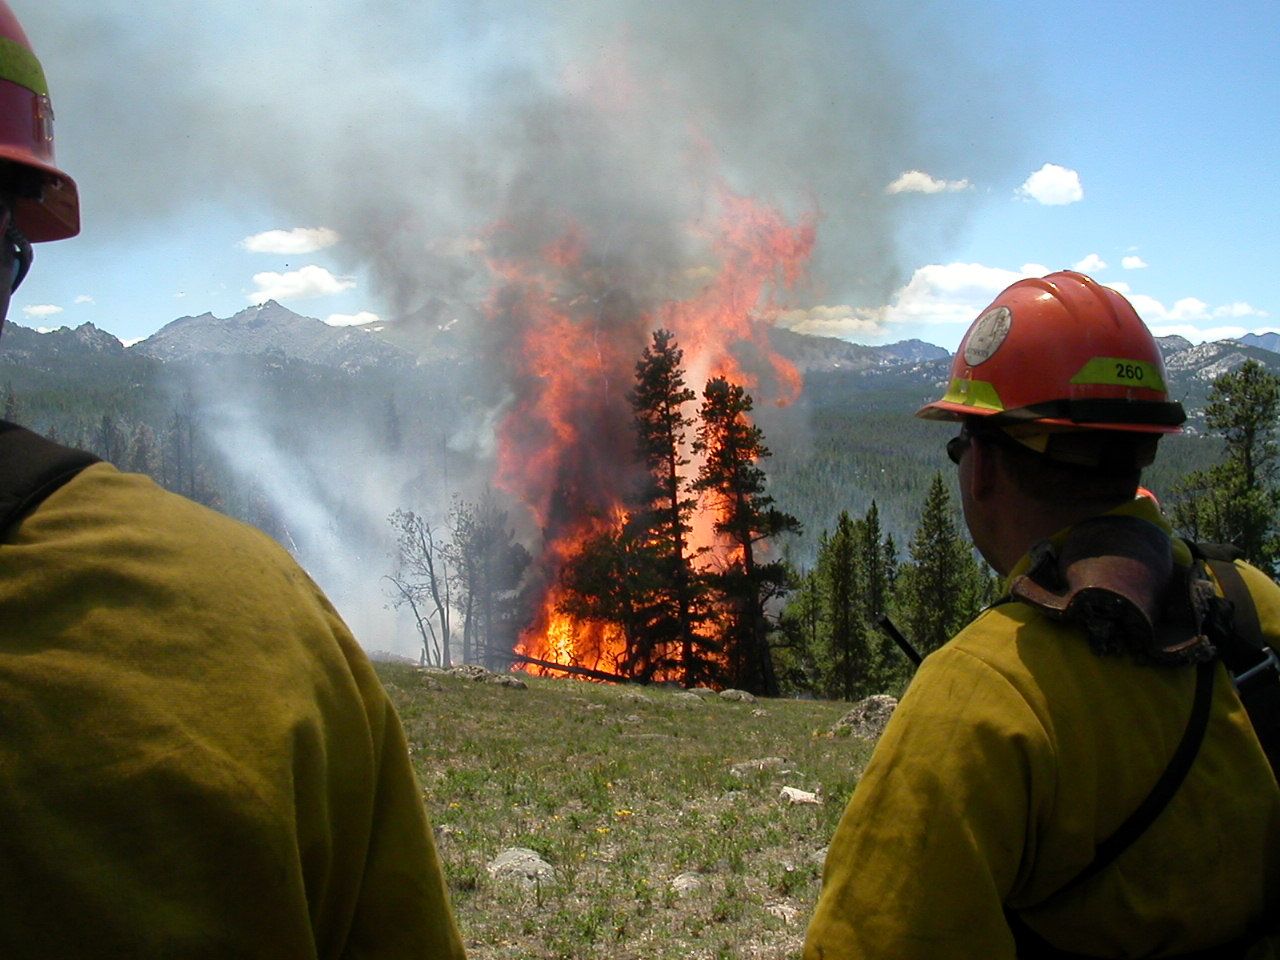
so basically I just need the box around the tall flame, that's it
[486,186,814,679]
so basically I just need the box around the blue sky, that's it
[12,0,1278,352]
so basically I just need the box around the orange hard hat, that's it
[917,271,1184,434]
[0,1,78,241]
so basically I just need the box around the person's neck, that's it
[995,496,1130,577]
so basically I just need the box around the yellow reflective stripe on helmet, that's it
[940,377,1004,412]
[1069,357,1167,392]
[0,37,48,97]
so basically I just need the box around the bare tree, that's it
[386,509,454,667]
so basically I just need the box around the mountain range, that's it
[11,301,1277,400]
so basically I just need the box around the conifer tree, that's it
[2,380,19,424]
[628,329,705,684]
[818,510,866,700]
[897,473,986,655]
[1172,359,1280,572]
[693,376,800,695]
[448,495,531,669]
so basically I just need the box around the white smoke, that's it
[23,0,1034,652]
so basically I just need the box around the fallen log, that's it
[506,652,633,685]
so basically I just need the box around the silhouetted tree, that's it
[449,494,531,669]
[693,376,800,695]
[627,329,707,684]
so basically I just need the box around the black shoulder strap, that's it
[1005,659,1217,958]
[1190,543,1280,779]
[0,420,99,541]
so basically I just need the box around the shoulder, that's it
[30,462,307,585]
[8,462,365,672]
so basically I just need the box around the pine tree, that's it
[2,380,19,425]
[1171,359,1280,573]
[94,413,125,465]
[897,473,987,655]
[628,329,705,684]
[448,495,531,669]
[818,510,866,700]
[693,376,801,695]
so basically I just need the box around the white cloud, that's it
[1212,302,1265,319]
[1127,293,1267,329]
[1074,253,1107,273]
[22,304,63,319]
[1104,280,1132,295]
[1016,163,1083,205]
[248,265,355,304]
[74,294,95,304]
[1121,255,1147,269]
[324,311,381,327]
[776,304,888,339]
[886,170,972,195]
[241,227,341,255]
[882,262,1050,328]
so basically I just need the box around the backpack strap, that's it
[1188,542,1280,779]
[0,420,99,541]
[1004,658,1217,958]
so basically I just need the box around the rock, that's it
[486,847,556,887]
[779,786,822,805]
[448,664,492,682]
[672,691,705,706]
[486,674,527,689]
[585,702,606,711]
[765,900,800,924]
[832,695,899,740]
[621,714,643,724]
[751,708,768,718]
[670,872,703,896]
[719,688,756,703]
[688,686,718,698]
[621,691,652,704]
[729,756,788,778]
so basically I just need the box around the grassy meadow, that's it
[375,663,877,960]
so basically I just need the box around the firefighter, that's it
[804,271,1280,958]
[0,5,466,957]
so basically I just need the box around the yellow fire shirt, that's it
[0,463,466,959]
[805,497,1280,959]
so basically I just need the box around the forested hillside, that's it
[0,311,1269,681]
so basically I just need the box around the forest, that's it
[3,320,1276,700]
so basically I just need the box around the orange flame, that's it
[487,186,814,680]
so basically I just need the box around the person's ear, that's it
[967,434,1000,501]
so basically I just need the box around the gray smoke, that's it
[22,1,1032,655]
[24,0,1027,315]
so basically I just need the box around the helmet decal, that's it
[1070,357,1167,392]
[0,36,47,96]
[963,306,1011,366]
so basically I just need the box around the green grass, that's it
[376,664,875,959]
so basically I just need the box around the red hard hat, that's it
[917,271,1184,434]
[0,1,78,241]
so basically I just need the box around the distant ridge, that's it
[1238,331,1280,353]
[133,300,414,372]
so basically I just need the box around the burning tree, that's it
[486,187,816,684]
[627,330,709,685]
[693,376,800,695]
